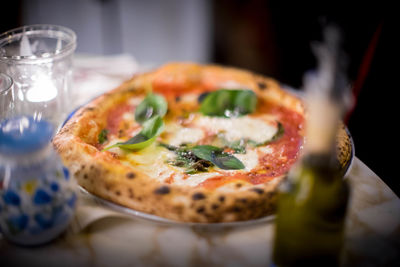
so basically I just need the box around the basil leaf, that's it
[211,152,245,170]
[191,145,221,162]
[161,144,212,174]
[103,115,164,151]
[185,160,211,174]
[162,144,244,172]
[192,145,245,170]
[200,89,257,118]
[98,129,108,144]
[140,115,165,138]
[135,93,168,124]
[234,90,258,115]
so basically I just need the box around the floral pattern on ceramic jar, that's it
[0,116,76,245]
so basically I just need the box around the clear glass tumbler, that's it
[0,24,76,131]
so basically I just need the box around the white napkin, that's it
[69,191,130,233]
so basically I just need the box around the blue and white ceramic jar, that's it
[0,116,76,246]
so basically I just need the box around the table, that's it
[1,55,399,266]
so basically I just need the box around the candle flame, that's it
[26,74,58,102]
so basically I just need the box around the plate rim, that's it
[79,186,276,229]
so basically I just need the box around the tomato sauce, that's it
[106,103,134,136]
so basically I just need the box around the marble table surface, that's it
[1,158,399,267]
[1,55,399,266]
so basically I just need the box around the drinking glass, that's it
[0,24,76,131]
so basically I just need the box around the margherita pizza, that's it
[53,63,352,223]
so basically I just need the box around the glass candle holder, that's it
[0,24,77,131]
[0,73,15,120]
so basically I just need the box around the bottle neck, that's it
[305,97,340,155]
[299,151,343,183]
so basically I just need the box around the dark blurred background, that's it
[2,0,395,196]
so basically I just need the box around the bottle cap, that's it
[0,116,54,155]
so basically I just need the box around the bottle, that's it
[272,151,349,266]
[272,26,350,266]
[0,116,76,246]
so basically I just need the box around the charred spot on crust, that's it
[250,188,264,195]
[212,204,219,210]
[257,82,267,90]
[154,186,170,195]
[175,96,181,102]
[84,107,96,112]
[115,190,121,196]
[83,174,88,179]
[233,206,241,212]
[126,172,136,179]
[196,206,205,213]
[236,183,243,188]
[240,198,247,203]
[172,205,184,214]
[219,195,225,202]
[105,183,111,191]
[192,192,206,200]
[128,188,134,198]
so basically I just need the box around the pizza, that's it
[53,62,352,223]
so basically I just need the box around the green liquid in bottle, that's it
[273,154,349,266]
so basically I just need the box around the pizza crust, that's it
[54,62,352,223]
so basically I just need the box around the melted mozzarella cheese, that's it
[217,80,248,89]
[180,93,199,103]
[128,96,144,106]
[257,145,273,154]
[168,127,204,146]
[194,115,277,143]
[126,145,175,182]
[233,149,259,172]
[122,112,135,121]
